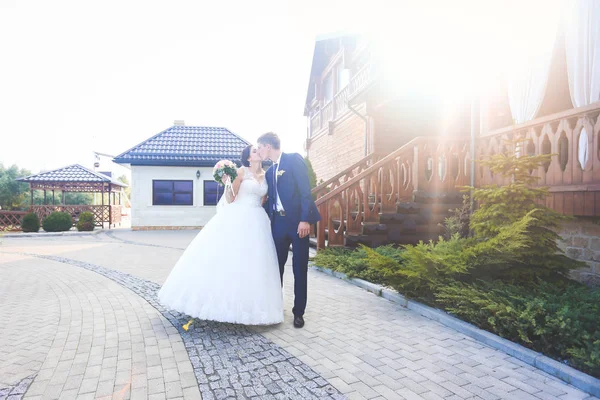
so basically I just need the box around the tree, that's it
[466,138,583,279]
[64,192,94,205]
[304,157,317,189]
[117,174,131,200]
[0,163,31,210]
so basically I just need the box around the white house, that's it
[113,121,250,230]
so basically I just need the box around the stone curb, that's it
[1,230,103,238]
[310,264,600,397]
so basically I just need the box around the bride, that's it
[157,145,283,325]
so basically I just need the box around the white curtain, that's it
[506,24,558,124]
[565,0,600,108]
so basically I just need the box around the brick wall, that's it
[307,109,367,182]
[558,218,600,286]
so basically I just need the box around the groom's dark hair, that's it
[257,132,280,149]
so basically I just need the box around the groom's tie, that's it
[272,163,278,214]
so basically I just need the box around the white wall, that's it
[131,165,217,227]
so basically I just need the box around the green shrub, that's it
[442,194,472,239]
[436,280,600,378]
[76,212,95,231]
[465,138,585,279]
[21,212,40,232]
[312,245,400,285]
[42,211,73,232]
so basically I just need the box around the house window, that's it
[203,181,225,206]
[152,180,193,206]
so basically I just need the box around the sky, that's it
[0,0,366,174]
[0,0,565,175]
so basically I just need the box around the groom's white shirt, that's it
[274,153,284,212]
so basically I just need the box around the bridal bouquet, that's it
[213,160,238,186]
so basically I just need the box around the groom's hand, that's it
[297,221,310,238]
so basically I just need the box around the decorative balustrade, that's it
[31,205,112,227]
[0,211,28,231]
[309,64,372,136]
[313,137,470,248]
[478,101,600,215]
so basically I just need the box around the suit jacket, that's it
[265,152,321,224]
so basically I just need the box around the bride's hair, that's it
[240,144,252,167]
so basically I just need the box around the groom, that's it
[257,132,321,328]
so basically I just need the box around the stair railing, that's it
[313,136,470,249]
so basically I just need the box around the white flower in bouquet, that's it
[213,160,238,186]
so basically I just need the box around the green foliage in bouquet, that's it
[213,160,238,186]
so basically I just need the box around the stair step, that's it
[412,191,464,204]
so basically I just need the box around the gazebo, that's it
[16,164,128,228]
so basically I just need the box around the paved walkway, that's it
[0,230,597,400]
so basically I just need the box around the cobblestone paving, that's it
[0,374,36,400]
[0,252,202,400]
[4,252,342,400]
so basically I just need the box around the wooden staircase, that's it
[311,136,470,249]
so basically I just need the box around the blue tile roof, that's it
[113,126,251,167]
[17,164,127,186]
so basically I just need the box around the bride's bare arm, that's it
[229,167,245,201]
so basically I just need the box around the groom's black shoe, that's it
[293,315,304,328]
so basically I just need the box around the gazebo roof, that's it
[17,164,127,192]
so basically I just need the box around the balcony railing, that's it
[478,101,600,215]
[309,64,372,136]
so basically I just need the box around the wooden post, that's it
[108,183,112,228]
[44,190,47,205]
[52,190,55,205]
[62,191,65,205]
[30,187,34,208]
[101,185,105,229]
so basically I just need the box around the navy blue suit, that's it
[265,153,321,317]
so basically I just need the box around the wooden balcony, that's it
[309,64,372,136]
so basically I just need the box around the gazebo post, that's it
[101,183,105,229]
[30,186,34,208]
[44,190,47,205]
[108,183,112,228]
[52,190,55,205]
[62,190,65,205]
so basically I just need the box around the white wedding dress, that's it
[157,167,283,325]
